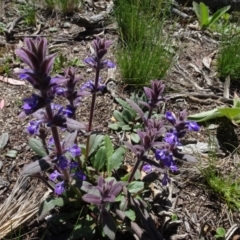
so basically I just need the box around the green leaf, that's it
[122,109,134,123]
[122,125,132,131]
[134,169,141,180]
[89,134,104,156]
[199,2,210,27]
[193,1,201,23]
[218,107,240,120]
[108,123,121,130]
[115,98,133,111]
[28,138,47,157]
[233,94,240,108]
[108,147,125,176]
[0,132,8,150]
[215,227,226,238]
[127,181,144,194]
[38,196,64,220]
[105,135,114,159]
[171,214,178,221]
[208,5,230,26]
[121,172,130,181]
[113,110,124,122]
[70,215,95,240]
[124,209,136,221]
[119,197,128,211]
[5,150,17,158]
[188,108,223,122]
[130,133,140,143]
[92,146,106,171]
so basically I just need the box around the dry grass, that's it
[0,176,49,239]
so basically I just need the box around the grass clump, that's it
[200,155,240,210]
[218,34,240,80]
[43,0,82,14]
[114,0,174,85]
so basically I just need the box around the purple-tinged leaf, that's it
[98,175,104,188]
[109,182,122,197]
[123,141,138,155]
[82,193,102,205]
[66,118,86,130]
[21,156,52,176]
[80,181,94,192]
[40,54,56,75]
[62,130,78,149]
[102,209,116,240]
[126,99,144,119]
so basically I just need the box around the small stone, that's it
[86,68,93,73]
[63,22,71,28]
[73,47,80,53]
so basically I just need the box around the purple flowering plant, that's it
[16,37,200,240]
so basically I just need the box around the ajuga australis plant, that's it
[15,37,200,239]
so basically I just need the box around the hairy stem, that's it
[128,157,141,183]
[44,103,70,182]
[85,62,100,163]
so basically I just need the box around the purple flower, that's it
[55,86,66,96]
[164,132,179,146]
[80,79,106,93]
[185,121,200,132]
[68,144,81,157]
[142,164,153,174]
[165,111,176,125]
[27,120,42,134]
[70,161,78,170]
[55,181,65,195]
[102,59,115,69]
[49,170,62,181]
[21,93,49,116]
[73,171,86,181]
[47,107,67,128]
[64,105,75,118]
[84,37,114,70]
[161,173,170,186]
[58,155,69,170]
[155,149,177,170]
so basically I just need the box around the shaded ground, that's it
[0,1,240,239]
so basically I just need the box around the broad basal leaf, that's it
[29,138,47,157]
[108,147,125,176]
[89,134,104,156]
[127,181,144,194]
[92,146,106,171]
[38,196,64,220]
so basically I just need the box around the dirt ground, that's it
[0,0,240,239]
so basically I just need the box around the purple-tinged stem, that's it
[85,61,101,163]
[44,102,70,182]
[147,108,153,120]
[128,157,141,183]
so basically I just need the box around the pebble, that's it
[86,68,93,73]
[73,47,80,53]
[63,22,71,28]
